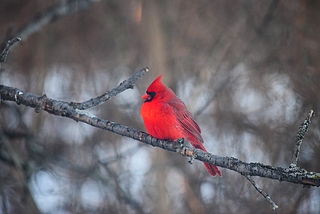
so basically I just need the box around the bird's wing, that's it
[168,99,204,143]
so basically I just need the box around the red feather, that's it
[141,75,222,177]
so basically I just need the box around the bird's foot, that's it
[188,153,197,164]
[177,138,185,145]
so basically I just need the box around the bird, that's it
[141,75,221,177]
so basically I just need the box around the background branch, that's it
[1,0,100,51]
[0,119,42,214]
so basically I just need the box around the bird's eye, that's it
[147,91,156,97]
[146,91,156,101]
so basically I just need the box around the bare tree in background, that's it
[1,0,320,214]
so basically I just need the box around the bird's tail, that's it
[191,141,222,177]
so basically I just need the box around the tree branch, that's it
[1,81,319,187]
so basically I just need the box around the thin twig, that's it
[98,162,149,214]
[290,110,315,168]
[0,37,21,63]
[246,175,278,210]
[70,67,149,110]
[46,153,148,214]
[0,127,42,214]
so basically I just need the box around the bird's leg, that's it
[188,153,197,164]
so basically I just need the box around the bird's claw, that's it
[188,153,197,164]
[177,138,185,145]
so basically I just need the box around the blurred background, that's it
[0,0,320,213]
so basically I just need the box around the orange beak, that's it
[141,93,150,100]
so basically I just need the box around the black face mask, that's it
[145,91,156,102]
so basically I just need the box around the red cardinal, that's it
[141,75,221,177]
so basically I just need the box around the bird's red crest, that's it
[146,75,165,93]
[144,75,176,101]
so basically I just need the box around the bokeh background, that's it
[1,0,320,213]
